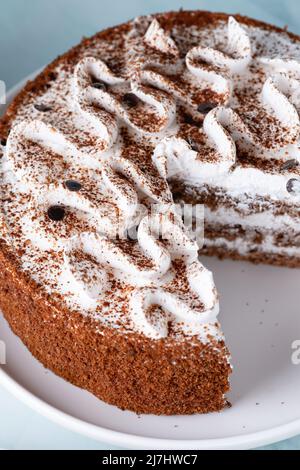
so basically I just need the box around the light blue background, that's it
[0,0,300,450]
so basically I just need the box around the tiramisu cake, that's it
[0,10,299,415]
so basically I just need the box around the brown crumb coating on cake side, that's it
[2,9,297,415]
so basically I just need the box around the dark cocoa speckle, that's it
[184,114,198,126]
[187,137,199,152]
[91,80,107,91]
[197,102,216,114]
[64,180,82,192]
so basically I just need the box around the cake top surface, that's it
[1,10,300,341]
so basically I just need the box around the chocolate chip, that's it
[1,138,7,146]
[197,102,216,114]
[122,93,139,108]
[64,180,82,192]
[184,114,198,126]
[127,225,138,241]
[190,142,199,152]
[172,192,182,202]
[47,206,66,221]
[280,159,299,171]
[286,178,300,194]
[34,103,52,112]
[91,79,107,91]
[187,137,199,152]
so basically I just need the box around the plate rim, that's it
[1,73,300,450]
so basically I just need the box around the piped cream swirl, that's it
[2,13,300,339]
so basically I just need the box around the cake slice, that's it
[0,11,235,415]
[151,13,300,267]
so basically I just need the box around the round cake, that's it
[1,10,300,415]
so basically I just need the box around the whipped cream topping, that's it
[2,116,219,338]
[2,13,300,340]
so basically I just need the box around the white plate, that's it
[1,75,300,450]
